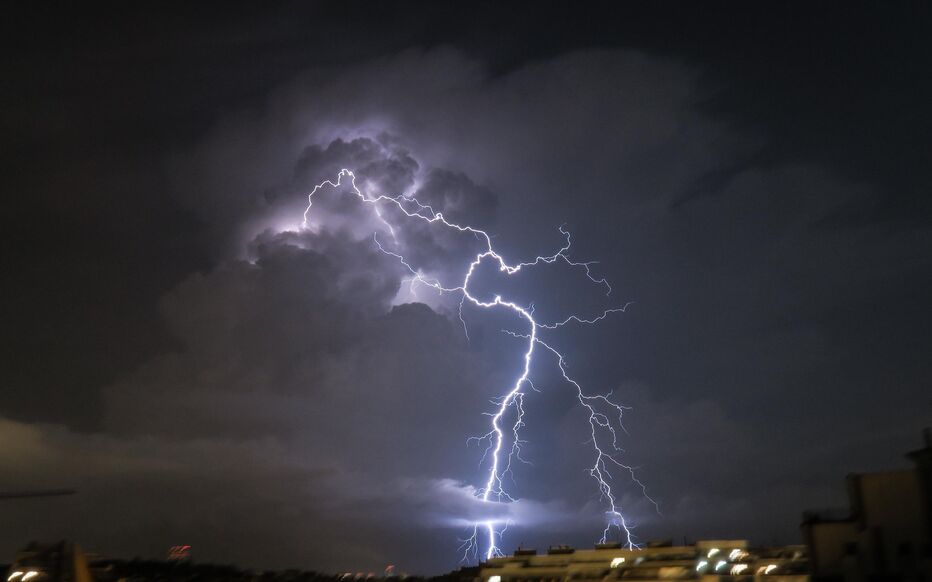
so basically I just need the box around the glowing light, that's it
[764,565,778,575]
[8,573,23,581]
[715,560,727,572]
[21,573,38,582]
[730,564,748,575]
[488,577,501,582]
[695,560,708,572]
[707,548,720,558]
[610,558,626,568]
[728,549,747,560]
[304,169,650,561]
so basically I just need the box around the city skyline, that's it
[2,1,931,574]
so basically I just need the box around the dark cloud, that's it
[3,4,931,576]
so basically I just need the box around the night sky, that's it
[2,1,931,575]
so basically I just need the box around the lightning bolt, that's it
[303,169,653,561]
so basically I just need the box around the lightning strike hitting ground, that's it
[303,169,654,562]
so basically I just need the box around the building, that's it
[802,430,932,581]
[6,541,94,582]
[479,540,808,582]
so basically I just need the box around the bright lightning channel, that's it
[303,169,654,562]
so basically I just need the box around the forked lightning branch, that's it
[303,169,655,562]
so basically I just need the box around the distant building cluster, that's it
[3,545,353,582]
[476,539,807,582]
[6,542,93,582]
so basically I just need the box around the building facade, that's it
[802,431,932,581]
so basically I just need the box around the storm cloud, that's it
[3,6,931,576]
